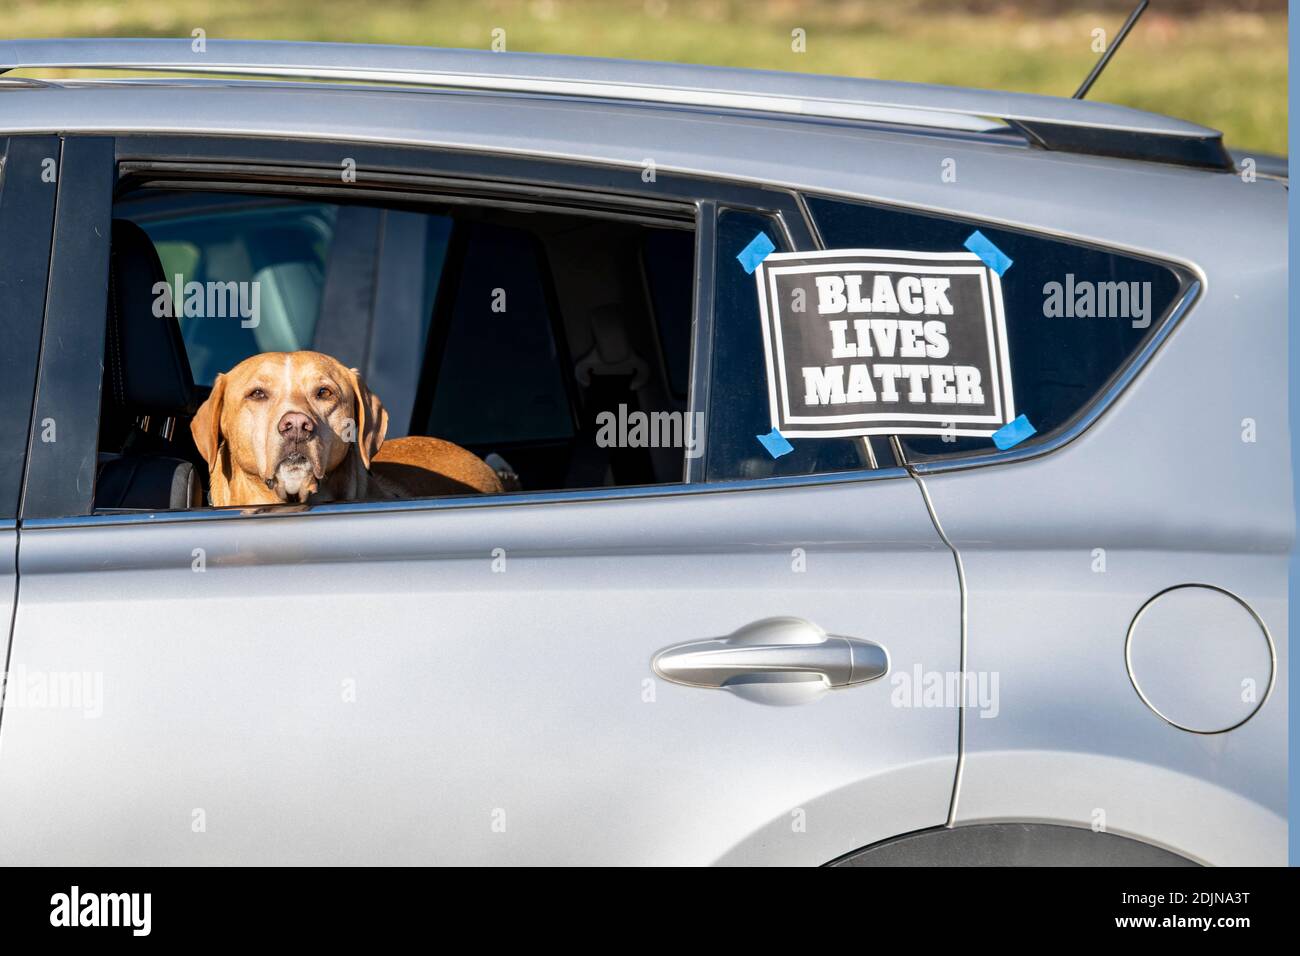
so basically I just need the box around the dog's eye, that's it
[247,388,268,401]
[316,386,333,400]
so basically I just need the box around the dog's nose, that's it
[278,411,315,442]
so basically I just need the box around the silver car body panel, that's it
[0,70,1287,864]
[919,183,1289,864]
[0,479,959,865]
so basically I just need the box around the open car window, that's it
[98,183,705,510]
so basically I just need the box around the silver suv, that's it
[0,38,1286,865]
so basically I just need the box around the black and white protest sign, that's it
[754,249,1016,438]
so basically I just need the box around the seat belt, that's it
[566,304,655,488]
[566,373,626,488]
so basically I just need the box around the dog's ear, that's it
[346,367,388,469]
[190,373,227,467]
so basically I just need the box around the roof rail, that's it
[0,38,1235,169]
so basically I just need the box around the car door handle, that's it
[652,617,889,689]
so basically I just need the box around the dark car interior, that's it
[97,187,698,512]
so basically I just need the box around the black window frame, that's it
[0,135,59,522]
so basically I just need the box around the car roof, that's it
[0,38,1221,139]
[0,38,1233,172]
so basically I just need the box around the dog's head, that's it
[191,351,388,504]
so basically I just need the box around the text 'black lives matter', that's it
[754,249,1015,439]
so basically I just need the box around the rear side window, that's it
[803,195,1184,461]
[706,209,870,481]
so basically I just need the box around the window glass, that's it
[642,229,695,399]
[425,221,575,447]
[418,215,454,365]
[418,215,698,492]
[122,193,341,385]
[706,209,870,481]
[804,195,1183,460]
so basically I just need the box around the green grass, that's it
[6,0,1287,154]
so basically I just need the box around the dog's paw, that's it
[484,453,522,492]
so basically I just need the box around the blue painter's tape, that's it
[757,427,794,459]
[992,414,1036,450]
[737,232,776,274]
[964,230,1013,276]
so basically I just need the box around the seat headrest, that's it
[574,302,649,389]
[105,219,196,416]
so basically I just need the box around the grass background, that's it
[6,0,1288,154]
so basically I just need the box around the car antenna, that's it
[1072,0,1149,99]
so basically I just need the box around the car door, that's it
[0,135,961,865]
[0,134,57,738]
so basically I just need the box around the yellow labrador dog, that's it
[191,350,503,506]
